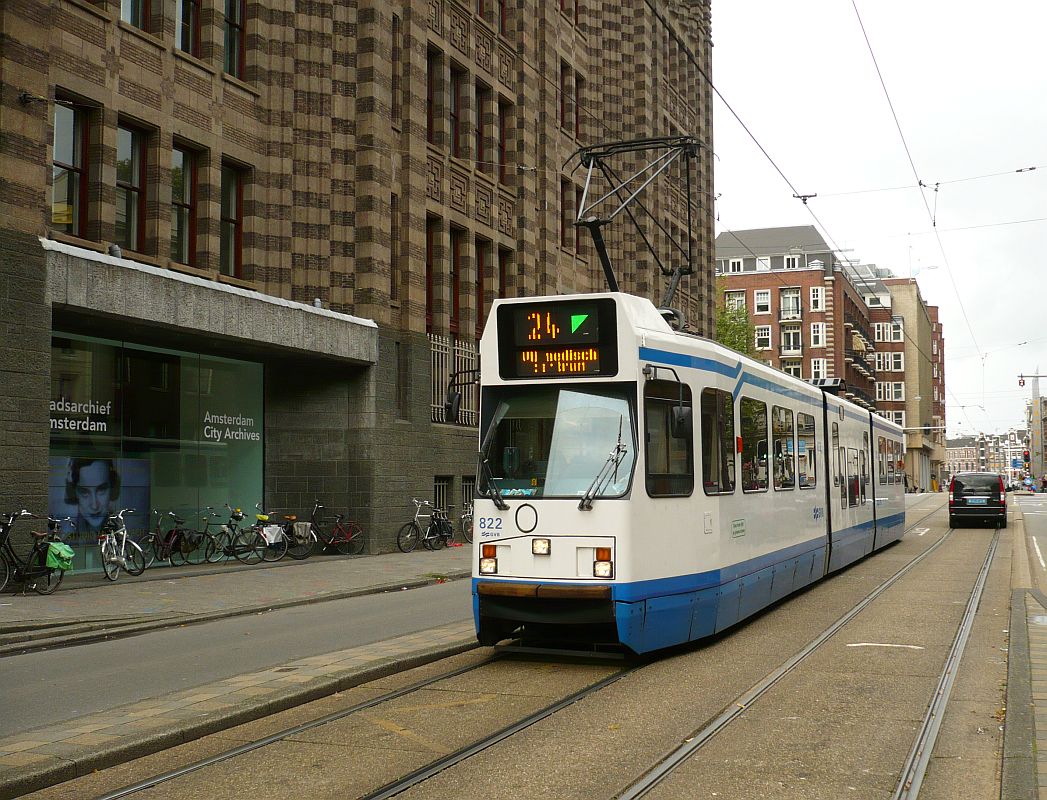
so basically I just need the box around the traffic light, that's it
[1024,449,1031,463]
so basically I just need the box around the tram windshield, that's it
[478,385,636,499]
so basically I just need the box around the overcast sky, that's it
[710,0,1047,438]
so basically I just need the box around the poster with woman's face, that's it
[48,457,150,542]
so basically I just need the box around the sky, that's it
[709,0,1047,438]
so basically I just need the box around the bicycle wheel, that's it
[33,565,64,595]
[233,529,265,565]
[0,555,10,593]
[184,532,208,566]
[342,522,365,555]
[137,534,157,569]
[169,531,189,566]
[261,528,288,562]
[286,527,314,560]
[101,537,120,581]
[460,513,473,544]
[397,521,421,553]
[208,531,230,563]
[426,522,445,550]
[124,539,146,576]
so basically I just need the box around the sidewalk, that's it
[0,545,474,655]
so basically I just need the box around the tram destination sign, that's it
[497,298,618,379]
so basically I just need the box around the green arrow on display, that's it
[571,314,589,333]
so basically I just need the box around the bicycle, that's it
[423,506,455,550]
[397,498,433,553]
[0,511,70,595]
[308,500,365,556]
[459,501,473,544]
[98,508,146,581]
[218,504,267,565]
[251,504,289,562]
[137,510,184,569]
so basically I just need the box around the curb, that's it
[0,635,480,800]
[0,569,472,657]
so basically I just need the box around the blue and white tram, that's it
[470,292,905,654]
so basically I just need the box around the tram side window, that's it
[644,379,694,497]
[895,441,905,485]
[861,432,869,503]
[878,437,887,485]
[772,405,795,490]
[839,444,847,502]
[887,440,896,484]
[797,412,816,489]
[832,423,840,487]
[847,448,859,507]
[700,388,735,495]
[740,397,768,492]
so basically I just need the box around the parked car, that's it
[948,472,1007,528]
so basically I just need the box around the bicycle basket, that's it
[293,522,311,544]
[46,542,74,571]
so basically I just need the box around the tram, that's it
[467,292,906,654]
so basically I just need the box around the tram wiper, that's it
[578,416,628,511]
[479,402,509,510]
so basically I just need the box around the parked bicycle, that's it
[424,506,456,550]
[308,500,365,556]
[459,501,473,544]
[251,504,289,562]
[219,504,267,565]
[138,510,183,569]
[0,511,71,595]
[98,508,146,581]
[397,498,432,553]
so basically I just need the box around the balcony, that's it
[779,342,803,357]
[849,385,876,409]
[779,307,802,322]
[847,350,875,379]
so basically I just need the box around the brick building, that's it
[0,0,715,568]
[714,226,878,410]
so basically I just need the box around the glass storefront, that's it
[49,333,263,571]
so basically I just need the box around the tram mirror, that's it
[671,406,692,439]
[444,389,461,424]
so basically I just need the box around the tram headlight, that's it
[532,538,551,555]
[594,547,613,578]
[480,544,498,574]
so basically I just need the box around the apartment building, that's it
[0,0,715,567]
[713,226,878,410]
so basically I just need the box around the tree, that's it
[713,278,755,357]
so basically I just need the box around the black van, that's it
[948,472,1007,528]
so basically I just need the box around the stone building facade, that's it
[0,0,715,564]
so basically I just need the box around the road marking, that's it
[846,643,925,650]
[1035,537,1047,570]
[912,528,929,537]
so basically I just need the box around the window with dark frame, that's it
[559,60,569,129]
[740,397,768,492]
[391,15,402,125]
[498,0,508,35]
[476,82,491,173]
[475,237,489,340]
[832,422,840,487]
[450,227,464,335]
[390,192,400,301]
[797,412,816,488]
[427,49,439,144]
[121,0,149,30]
[425,216,438,333]
[219,163,243,277]
[176,0,201,56]
[171,145,197,265]
[224,0,246,79]
[574,72,584,139]
[700,388,735,495]
[450,66,465,158]
[52,101,89,238]
[498,247,510,298]
[645,379,694,497]
[560,179,571,248]
[497,98,510,184]
[771,405,795,490]
[115,124,146,253]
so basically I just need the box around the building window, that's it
[392,15,402,125]
[785,254,800,269]
[450,227,464,335]
[756,256,771,271]
[781,325,801,352]
[724,291,745,311]
[574,73,584,138]
[891,352,904,371]
[715,261,726,275]
[729,258,743,273]
[176,0,200,55]
[498,0,508,35]
[224,0,246,79]
[874,322,886,342]
[427,50,439,144]
[390,193,401,301]
[52,101,89,238]
[780,288,800,318]
[425,216,439,333]
[121,0,149,30]
[811,358,827,380]
[559,60,569,129]
[476,82,490,172]
[810,322,824,347]
[810,286,823,311]
[892,381,904,401]
[890,319,904,341]
[497,98,511,184]
[219,163,243,277]
[755,326,771,350]
[498,247,511,298]
[450,66,465,158]
[560,179,572,248]
[171,146,196,265]
[781,359,802,378]
[754,290,770,314]
[476,237,489,340]
[116,125,146,253]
